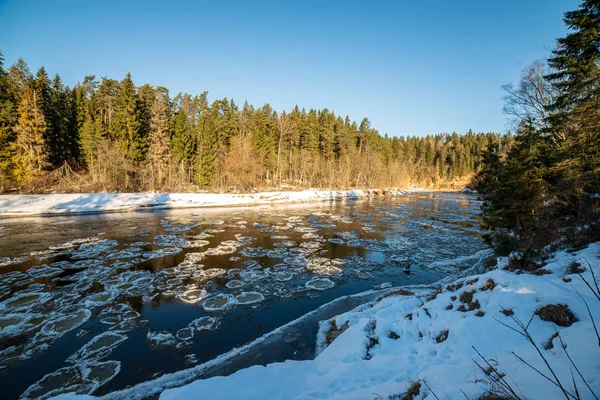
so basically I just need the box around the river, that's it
[0,192,487,399]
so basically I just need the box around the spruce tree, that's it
[12,89,49,185]
[148,88,172,188]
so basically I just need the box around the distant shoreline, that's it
[0,188,464,218]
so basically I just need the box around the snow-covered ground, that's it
[53,242,600,400]
[0,189,407,217]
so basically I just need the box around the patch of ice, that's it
[188,316,220,332]
[225,279,244,289]
[147,331,176,347]
[178,288,208,305]
[143,247,182,259]
[234,291,265,305]
[67,331,128,362]
[0,292,52,311]
[40,309,92,339]
[201,294,235,312]
[305,277,335,291]
[84,290,117,308]
[27,264,63,279]
[176,327,194,341]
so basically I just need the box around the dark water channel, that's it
[0,192,487,399]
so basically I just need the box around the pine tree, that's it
[0,51,17,190]
[148,88,172,188]
[113,73,147,164]
[12,89,49,185]
[546,0,600,221]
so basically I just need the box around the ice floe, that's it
[305,277,335,291]
[67,331,128,362]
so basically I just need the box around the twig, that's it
[575,290,600,347]
[460,388,471,400]
[472,347,522,399]
[421,378,440,400]
[571,370,580,400]
[581,257,599,297]
[556,330,598,400]
[499,312,575,400]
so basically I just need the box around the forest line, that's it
[0,53,502,193]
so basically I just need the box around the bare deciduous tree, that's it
[502,61,559,136]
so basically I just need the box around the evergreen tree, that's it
[113,73,146,164]
[12,89,49,184]
[148,88,172,188]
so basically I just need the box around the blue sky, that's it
[0,0,577,137]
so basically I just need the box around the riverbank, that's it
[158,242,600,399]
[50,242,600,400]
[0,189,412,218]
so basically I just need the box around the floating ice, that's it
[147,331,176,347]
[226,268,242,276]
[240,247,267,258]
[284,256,308,268]
[189,316,220,332]
[178,288,208,304]
[274,272,294,282]
[184,239,210,248]
[328,238,345,245]
[40,309,92,338]
[202,294,234,312]
[197,268,226,280]
[143,247,182,259]
[226,279,244,289]
[176,327,194,341]
[153,235,189,247]
[27,264,63,279]
[301,241,322,249]
[183,354,198,364]
[20,365,90,399]
[305,277,335,291]
[266,248,288,259]
[234,235,256,245]
[204,245,237,256]
[0,313,45,339]
[82,360,121,387]
[70,239,118,259]
[234,291,265,305]
[84,290,117,308]
[239,268,270,281]
[67,331,128,362]
[302,232,321,239]
[106,248,142,260]
[0,292,52,311]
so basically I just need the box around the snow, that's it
[0,189,408,217]
[154,242,600,400]
[44,242,600,400]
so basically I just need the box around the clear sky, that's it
[0,0,578,137]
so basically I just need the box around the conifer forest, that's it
[0,52,500,193]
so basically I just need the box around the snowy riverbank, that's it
[0,189,409,217]
[52,242,600,400]
[160,243,600,400]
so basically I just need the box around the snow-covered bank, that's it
[52,243,600,400]
[157,243,600,400]
[0,189,408,218]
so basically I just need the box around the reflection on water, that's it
[0,192,486,399]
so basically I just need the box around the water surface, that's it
[0,192,486,399]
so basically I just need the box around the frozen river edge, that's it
[0,189,411,218]
[50,242,600,400]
